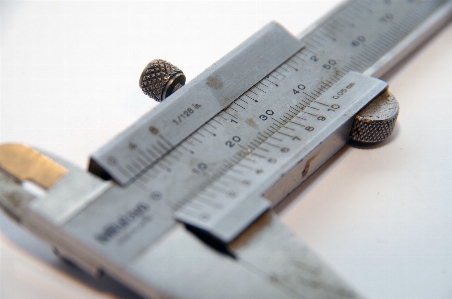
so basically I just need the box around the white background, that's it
[1,1,452,299]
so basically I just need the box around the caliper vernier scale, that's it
[1,1,452,298]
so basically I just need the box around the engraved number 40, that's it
[293,84,306,94]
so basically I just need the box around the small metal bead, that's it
[350,90,399,143]
[139,59,186,102]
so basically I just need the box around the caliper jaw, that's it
[0,167,34,223]
[0,143,112,276]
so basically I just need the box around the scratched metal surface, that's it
[1,1,452,299]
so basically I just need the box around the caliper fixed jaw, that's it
[0,143,68,222]
[0,143,111,225]
[0,143,112,276]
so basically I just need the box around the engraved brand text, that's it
[95,202,150,244]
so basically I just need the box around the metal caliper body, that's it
[1,1,452,298]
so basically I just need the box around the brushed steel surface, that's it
[128,225,295,299]
[1,1,452,299]
[231,212,363,299]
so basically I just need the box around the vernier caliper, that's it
[1,1,452,298]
